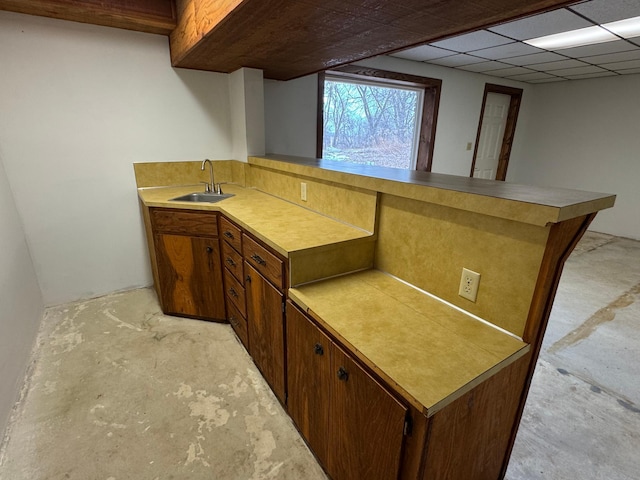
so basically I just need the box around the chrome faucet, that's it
[201,159,222,194]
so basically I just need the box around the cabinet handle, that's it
[314,343,324,356]
[206,246,213,253]
[223,231,234,239]
[337,367,349,382]
[229,315,236,326]
[225,256,236,267]
[245,274,252,283]
[250,253,267,266]
[229,287,238,298]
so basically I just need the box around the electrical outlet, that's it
[300,182,307,201]
[458,268,480,302]
[466,142,473,151]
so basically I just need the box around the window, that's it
[317,66,441,171]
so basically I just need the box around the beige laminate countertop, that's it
[289,269,530,417]
[138,184,373,258]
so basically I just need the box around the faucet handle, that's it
[200,181,212,193]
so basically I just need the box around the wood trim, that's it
[470,83,523,181]
[499,213,596,477]
[316,71,326,159]
[317,66,442,172]
[0,0,177,35]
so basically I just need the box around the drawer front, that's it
[150,208,218,237]
[227,301,248,349]
[224,268,246,317]
[219,216,242,252]
[222,241,244,282]
[243,234,284,290]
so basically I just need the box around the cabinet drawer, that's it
[222,241,244,282]
[224,268,246,317]
[227,301,248,349]
[243,234,284,289]
[150,208,218,237]
[219,216,242,252]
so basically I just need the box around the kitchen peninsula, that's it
[136,155,614,480]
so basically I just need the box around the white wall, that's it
[0,153,44,437]
[509,75,640,239]
[0,11,233,305]
[263,56,533,176]
[229,68,266,161]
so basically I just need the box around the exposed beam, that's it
[0,0,176,35]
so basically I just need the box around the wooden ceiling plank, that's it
[0,0,176,35]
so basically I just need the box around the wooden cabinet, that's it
[245,262,286,403]
[150,208,225,320]
[287,302,408,480]
[219,216,249,349]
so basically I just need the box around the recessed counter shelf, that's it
[135,156,615,480]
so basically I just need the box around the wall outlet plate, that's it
[300,182,307,201]
[459,268,480,302]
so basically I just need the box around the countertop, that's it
[289,269,530,416]
[138,183,374,258]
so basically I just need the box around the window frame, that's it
[317,66,442,171]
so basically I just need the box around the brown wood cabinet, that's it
[150,208,225,320]
[245,262,286,403]
[287,302,408,480]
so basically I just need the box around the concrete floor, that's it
[0,232,638,479]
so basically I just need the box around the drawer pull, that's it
[224,231,235,239]
[229,287,239,298]
[245,274,252,283]
[225,256,236,267]
[251,253,267,266]
[337,367,349,382]
[314,343,324,356]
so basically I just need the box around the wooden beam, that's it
[0,0,176,35]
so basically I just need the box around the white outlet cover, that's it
[459,268,481,302]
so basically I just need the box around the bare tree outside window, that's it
[322,78,422,169]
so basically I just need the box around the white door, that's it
[473,92,511,179]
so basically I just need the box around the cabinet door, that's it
[329,344,407,480]
[286,303,331,466]
[154,234,225,320]
[245,262,285,403]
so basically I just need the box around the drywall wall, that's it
[0,11,233,305]
[263,55,533,177]
[0,153,44,437]
[508,74,639,239]
[229,68,266,161]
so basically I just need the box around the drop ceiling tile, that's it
[502,51,568,66]
[528,77,568,83]
[472,42,544,60]
[506,71,558,81]
[530,59,590,71]
[569,0,640,24]
[431,30,513,52]
[455,61,511,72]
[485,66,533,77]
[488,9,593,41]
[551,65,608,76]
[563,71,619,80]
[429,54,486,67]
[558,39,636,57]
[390,45,455,61]
[601,58,640,70]
[579,49,640,64]
[618,67,640,74]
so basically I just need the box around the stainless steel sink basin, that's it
[169,192,235,203]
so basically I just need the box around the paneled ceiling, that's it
[391,0,640,83]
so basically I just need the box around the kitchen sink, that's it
[169,192,235,203]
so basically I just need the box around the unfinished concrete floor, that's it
[0,232,638,479]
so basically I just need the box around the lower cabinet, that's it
[150,208,225,321]
[286,302,408,480]
[245,262,286,403]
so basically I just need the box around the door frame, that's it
[470,84,523,181]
